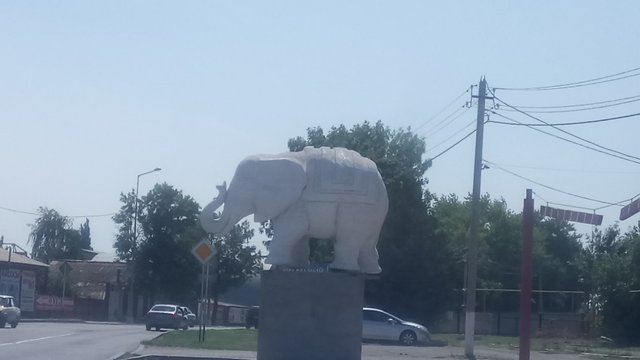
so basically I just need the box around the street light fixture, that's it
[127,167,161,323]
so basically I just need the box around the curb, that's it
[21,318,85,323]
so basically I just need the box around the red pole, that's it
[519,189,534,360]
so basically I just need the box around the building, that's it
[0,246,49,314]
[48,260,128,321]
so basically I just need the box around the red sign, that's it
[540,205,603,225]
[35,295,74,311]
[620,198,640,221]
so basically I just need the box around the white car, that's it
[362,307,431,345]
[0,295,21,328]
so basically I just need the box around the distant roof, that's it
[49,260,127,300]
[0,248,48,268]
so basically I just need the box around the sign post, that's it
[620,198,640,221]
[59,262,72,313]
[192,239,216,343]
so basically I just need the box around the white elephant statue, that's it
[199,146,388,274]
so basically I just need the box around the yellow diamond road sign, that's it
[192,240,216,264]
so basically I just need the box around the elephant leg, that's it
[358,242,381,274]
[290,236,310,267]
[358,212,384,274]
[331,204,366,272]
[332,238,361,272]
[265,204,310,268]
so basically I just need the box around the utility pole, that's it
[519,189,534,360]
[465,77,488,358]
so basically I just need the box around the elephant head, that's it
[199,156,306,235]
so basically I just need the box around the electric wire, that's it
[490,111,640,166]
[420,105,467,139]
[422,106,471,141]
[493,66,640,91]
[489,88,640,163]
[414,87,470,132]
[532,191,549,205]
[481,162,640,175]
[428,126,479,162]
[426,118,477,153]
[508,94,640,109]
[489,111,640,127]
[483,159,621,206]
[546,202,597,211]
[0,205,114,218]
[497,97,640,113]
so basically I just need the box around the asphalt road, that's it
[0,321,159,360]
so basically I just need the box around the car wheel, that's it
[155,327,160,331]
[0,321,5,328]
[10,322,18,328]
[399,330,417,346]
[146,324,151,331]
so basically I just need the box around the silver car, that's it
[362,307,431,345]
[145,304,188,331]
[0,295,21,328]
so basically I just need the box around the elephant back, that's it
[300,146,385,204]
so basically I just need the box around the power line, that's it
[490,111,640,166]
[0,205,114,218]
[428,126,478,162]
[493,66,640,91]
[489,90,640,163]
[426,118,477,153]
[414,87,470,132]
[480,162,640,175]
[421,105,467,139]
[0,206,38,216]
[507,94,640,110]
[489,111,640,127]
[497,97,640,113]
[422,106,471,141]
[483,159,621,206]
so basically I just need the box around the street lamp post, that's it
[127,167,161,323]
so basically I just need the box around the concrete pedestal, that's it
[257,270,364,360]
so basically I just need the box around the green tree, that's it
[79,218,92,250]
[210,220,262,323]
[113,190,137,262]
[29,207,82,263]
[113,183,262,306]
[582,223,640,344]
[288,121,457,323]
[114,183,203,303]
[432,194,584,313]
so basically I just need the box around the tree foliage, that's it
[581,222,640,344]
[289,121,456,322]
[79,218,92,250]
[214,220,262,295]
[113,182,262,304]
[29,207,83,263]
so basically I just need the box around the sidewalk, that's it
[129,343,591,360]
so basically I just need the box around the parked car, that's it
[362,307,431,346]
[179,306,197,327]
[0,295,21,328]
[245,306,259,329]
[145,304,188,331]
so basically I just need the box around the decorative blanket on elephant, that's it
[302,147,377,203]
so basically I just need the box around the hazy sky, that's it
[1,1,639,258]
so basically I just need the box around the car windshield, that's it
[0,298,10,307]
[150,305,175,312]
[364,309,403,323]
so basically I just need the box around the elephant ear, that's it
[253,158,306,223]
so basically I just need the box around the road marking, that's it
[0,333,74,347]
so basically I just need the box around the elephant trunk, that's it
[199,182,233,234]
